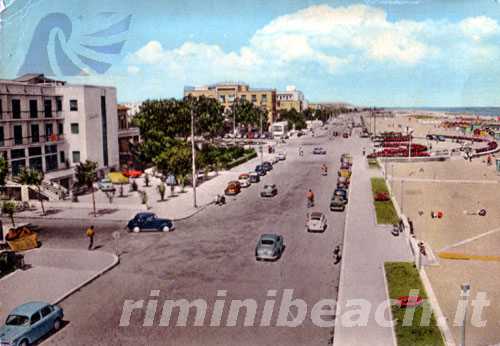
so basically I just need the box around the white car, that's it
[238,173,251,188]
[306,212,327,232]
[277,152,286,160]
[271,156,280,164]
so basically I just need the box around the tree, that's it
[0,156,7,187]
[280,109,306,130]
[153,142,192,191]
[231,98,262,129]
[2,200,16,227]
[18,167,45,215]
[74,160,98,217]
[184,95,225,141]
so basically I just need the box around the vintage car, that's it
[337,176,350,189]
[238,173,251,188]
[262,161,273,172]
[96,178,116,192]
[224,181,241,195]
[339,169,352,178]
[333,188,348,204]
[330,195,346,212]
[249,172,260,183]
[306,212,328,232]
[255,234,285,261]
[277,152,287,160]
[127,212,175,233]
[0,302,64,346]
[313,147,327,155]
[255,165,266,176]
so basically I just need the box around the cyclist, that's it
[307,189,315,207]
[299,146,304,156]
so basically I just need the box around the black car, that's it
[262,161,273,172]
[255,165,266,176]
[127,212,175,233]
[333,188,348,204]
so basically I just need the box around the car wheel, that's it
[133,226,140,233]
[162,225,170,232]
[54,318,62,331]
[19,340,29,346]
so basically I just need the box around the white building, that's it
[0,74,119,190]
[276,86,307,113]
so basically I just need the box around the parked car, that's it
[330,195,346,211]
[271,156,280,165]
[122,169,143,178]
[277,152,286,160]
[97,178,116,192]
[313,147,327,155]
[306,212,327,232]
[238,173,251,188]
[333,188,348,203]
[0,302,64,346]
[262,161,273,172]
[127,212,175,233]
[255,165,266,176]
[337,176,350,189]
[339,169,352,178]
[260,184,278,197]
[224,181,241,195]
[255,234,285,261]
[0,250,24,276]
[340,162,351,170]
[249,172,260,183]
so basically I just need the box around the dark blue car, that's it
[255,165,266,176]
[127,212,175,233]
[262,161,273,172]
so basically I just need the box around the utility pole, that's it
[233,102,237,146]
[460,283,470,346]
[400,179,404,214]
[191,109,197,208]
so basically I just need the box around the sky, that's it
[2,0,500,107]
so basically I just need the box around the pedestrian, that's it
[362,148,366,156]
[86,225,95,250]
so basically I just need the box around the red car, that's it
[122,169,143,178]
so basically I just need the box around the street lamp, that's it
[460,283,471,346]
[191,109,197,208]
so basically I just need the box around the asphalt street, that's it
[18,120,361,346]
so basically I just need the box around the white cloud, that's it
[129,4,500,82]
[127,65,140,75]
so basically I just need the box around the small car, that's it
[337,176,350,189]
[224,181,241,195]
[277,152,286,160]
[249,172,260,183]
[339,169,352,178]
[313,147,327,155]
[0,302,64,346]
[330,195,346,212]
[122,169,143,178]
[97,178,116,192]
[127,212,175,233]
[255,165,266,176]
[238,173,251,188]
[0,250,24,276]
[255,234,285,261]
[306,212,327,232]
[333,188,348,203]
[262,161,273,172]
[260,184,278,197]
[271,156,280,165]
[340,162,351,170]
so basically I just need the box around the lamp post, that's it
[460,283,471,346]
[191,109,197,208]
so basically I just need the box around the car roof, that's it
[135,212,155,218]
[310,212,323,218]
[239,173,249,178]
[260,234,280,241]
[11,302,50,316]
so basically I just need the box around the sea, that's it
[387,107,500,117]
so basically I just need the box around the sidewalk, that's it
[13,149,281,222]
[334,154,412,346]
[0,248,118,322]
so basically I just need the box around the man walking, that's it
[86,225,95,250]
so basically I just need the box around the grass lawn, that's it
[385,262,445,346]
[367,158,380,169]
[371,178,399,224]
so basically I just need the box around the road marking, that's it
[438,252,500,262]
[438,226,500,252]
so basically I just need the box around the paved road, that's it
[16,120,360,346]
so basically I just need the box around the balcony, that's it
[0,135,65,148]
[118,126,140,139]
[0,110,64,122]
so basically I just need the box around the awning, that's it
[108,172,129,184]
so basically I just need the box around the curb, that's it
[171,202,212,221]
[52,250,120,305]
[382,265,398,346]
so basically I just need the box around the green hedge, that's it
[225,151,257,170]
[371,178,400,224]
[385,262,445,346]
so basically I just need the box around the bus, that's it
[271,121,289,139]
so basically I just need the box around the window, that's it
[240,95,246,101]
[251,95,257,102]
[70,99,78,111]
[45,144,57,154]
[29,157,43,171]
[0,126,3,146]
[58,123,63,135]
[45,123,53,138]
[59,151,65,164]
[56,98,62,112]
[219,95,225,103]
[30,312,41,325]
[11,159,26,176]
[0,99,3,118]
[44,99,52,118]
[45,144,58,171]
[12,99,21,119]
[29,100,38,118]
[40,306,53,318]
[72,151,80,163]
[31,124,39,143]
[71,123,79,134]
[11,149,25,159]
[28,147,42,156]
[13,125,23,145]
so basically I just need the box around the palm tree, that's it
[2,200,16,227]
[18,168,45,215]
[74,160,98,217]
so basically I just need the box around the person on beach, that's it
[86,225,95,250]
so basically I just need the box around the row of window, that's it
[218,94,268,103]
[0,98,78,119]
[9,146,80,175]
[0,123,64,146]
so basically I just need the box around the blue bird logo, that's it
[18,11,132,76]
